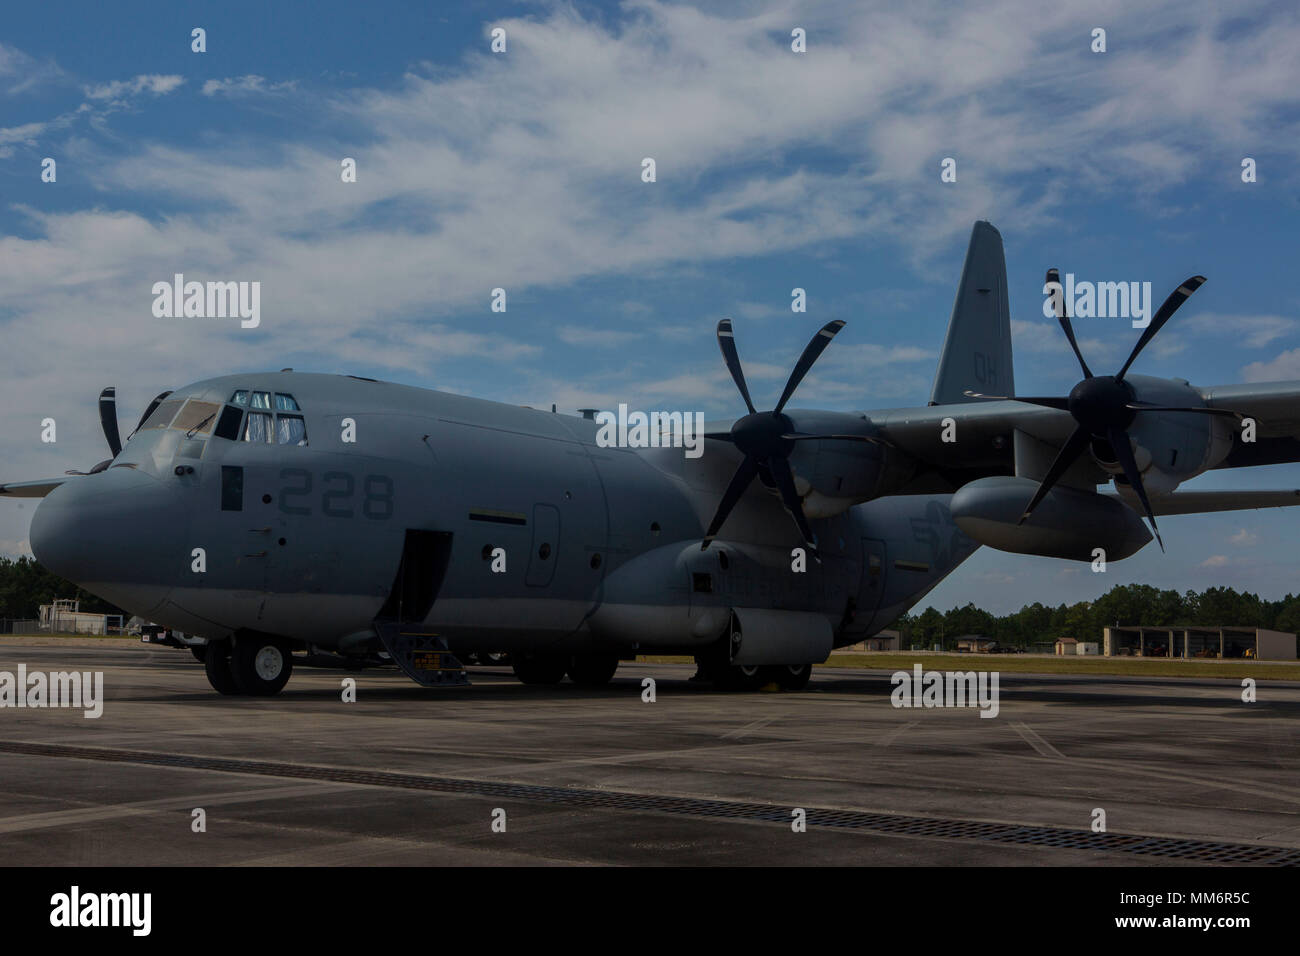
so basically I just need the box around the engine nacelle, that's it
[950,476,1151,562]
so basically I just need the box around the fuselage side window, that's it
[244,412,274,443]
[276,414,308,445]
[214,404,244,441]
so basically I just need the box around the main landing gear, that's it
[696,656,814,691]
[204,634,294,696]
[511,653,622,687]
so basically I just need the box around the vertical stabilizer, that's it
[929,221,1014,405]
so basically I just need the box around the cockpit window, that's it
[230,389,249,406]
[251,391,272,410]
[214,405,244,441]
[275,393,300,411]
[244,412,273,443]
[172,400,221,436]
[276,414,308,445]
[140,398,184,430]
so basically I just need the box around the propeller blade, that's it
[1126,402,1243,420]
[701,456,759,551]
[768,457,819,560]
[1018,424,1092,525]
[1046,268,1093,379]
[773,319,846,414]
[702,431,735,442]
[1108,427,1164,552]
[98,387,122,457]
[964,390,1071,410]
[716,319,757,415]
[1116,275,1207,380]
[131,390,172,436]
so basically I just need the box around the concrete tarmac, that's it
[1,637,1297,866]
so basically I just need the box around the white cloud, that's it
[1200,554,1230,568]
[1183,312,1298,348]
[83,74,185,101]
[555,325,643,348]
[1242,348,1300,382]
[1229,528,1258,546]
[202,75,296,97]
[0,41,66,95]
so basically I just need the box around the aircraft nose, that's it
[31,467,181,615]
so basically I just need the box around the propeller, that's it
[98,387,123,457]
[64,387,171,476]
[970,269,1220,552]
[702,319,881,559]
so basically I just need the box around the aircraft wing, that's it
[1200,382,1300,469]
[0,478,69,498]
[872,380,1300,488]
[1110,488,1300,515]
[870,401,1071,491]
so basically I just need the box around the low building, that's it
[955,635,996,653]
[837,629,899,652]
[1054,637,1077,656]
[39,599,109,635]
[1103,626,1297,660]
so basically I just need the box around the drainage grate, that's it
[2,739,1296,865]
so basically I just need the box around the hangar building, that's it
[1103,626,1297,660]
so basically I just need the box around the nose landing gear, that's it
[203,634,294,696]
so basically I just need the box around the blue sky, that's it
[3,1,1300,614]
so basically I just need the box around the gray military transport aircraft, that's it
[5,221,1299,697]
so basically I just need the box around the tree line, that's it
[0,556,125,620]
[897,584,1300,649]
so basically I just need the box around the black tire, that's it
[768,662,813,691]
[713,663,765,691]
[190,645,208,663]
[230,634,293,696]
[512,654,568,685]
[567,655,620,687]
[204,640,243,695]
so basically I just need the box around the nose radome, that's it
[30,467,178,617]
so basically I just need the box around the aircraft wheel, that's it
[567,655,620,687]
[204,640,243,696]
[230,635,293,696]
[512,655,568,685]
[714,663,765,691]
[768,662,812,691]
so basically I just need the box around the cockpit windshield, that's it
[139,399,184,430]
[172,401,221,436]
